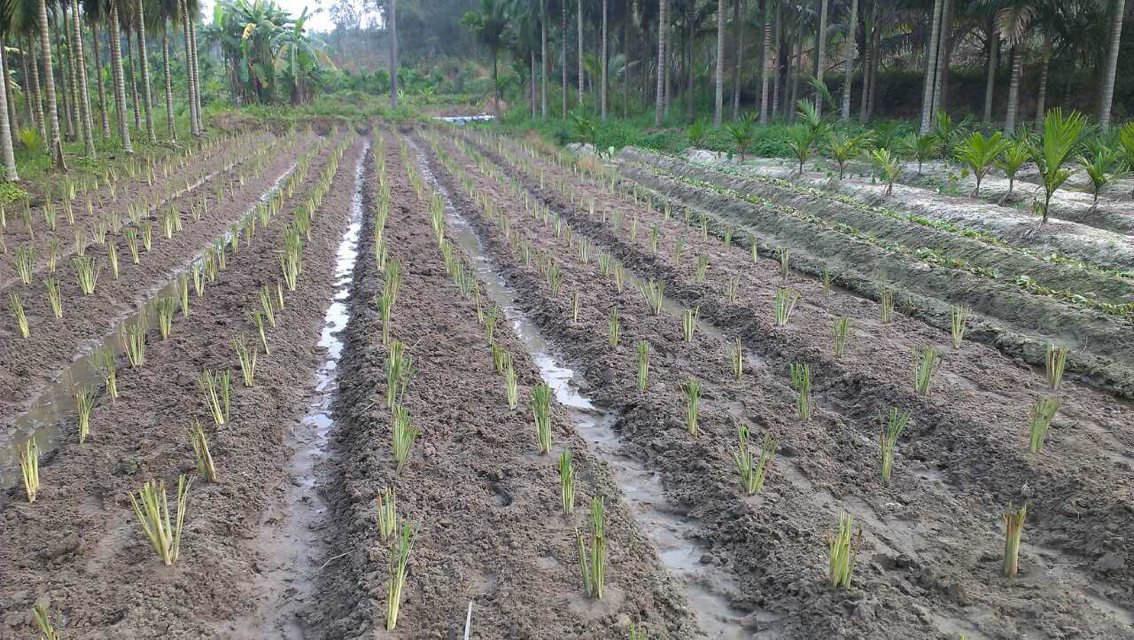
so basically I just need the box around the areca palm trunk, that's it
[188,11,202,132]
[983,19,997,123]
[60,11,76,142]
[714,0,725,125]
[162,23,176,141]
[771,2,780,117]
[759,0,771,123]
[135,3,156,143]
[561,0,567,116]
[20,48,37,135]
[180,0,199,136]
[919,0,943,133]
[389,0,398,108]
[71,0,96,156]
[732,0,742,120]
[125,28,140,130]
[109,4,133,153]
[36,0,66,169]
[814,0,828,115]
[840,0,858,120]
[0,37,19,181]
[930,0,950,115]
[654,0,666,125]
[1098,0,1126,127]
[1034,32,1050,126]
[859,0,872,121]
[576,0,583,107]
[1005,45,1020,130]
[601,0,607,119]
[27,39,46,142]
[91,28,111,136]
[541,0,548,117]
[1,37,18,136]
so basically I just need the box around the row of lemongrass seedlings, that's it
[0,130,279,269]
[444,130,1048,585]
[416,139,612,605]
[16,134,354,589]
[4,136,324,340]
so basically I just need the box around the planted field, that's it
[3,123,1132,639]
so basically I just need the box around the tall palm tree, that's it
[1098,0,1125,127]
[600,0,607,119]
[655,0,666,125]
[109,0,134,151]
[180,0,201,135]
[713,0,724,125]
[840,0,858,120]
[759,0,771,123]
[69,0,95,154]
[84,1,111,135]
[152,0,178,140]
[576,0,583,107]
[389,0,397,108]
[540,0,547,116]
[919,0,944,133]
[36,0,66,167]
[998,3,1033,131]
[133,0,155,142]
[813,0,828,116]
[0,3,19,180]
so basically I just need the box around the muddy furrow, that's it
[437,128,1134,635]
[0,133,358,638]
[311,131,697,639]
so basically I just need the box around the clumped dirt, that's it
[434,128,1134,639]
[0,134,360,637]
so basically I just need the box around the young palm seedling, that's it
[531,382,553,454]
[8,293,29,338]
[1029,109,1085,223]
[1046,343,1068,390]
[129,475,192,565]
[773,287,800,327]
[913,346,940,396]
[683,378,701,435]
[233,336,258,387]
[385,521,418,630]
[19,438,39,503]
[576,496,607,599]
[732,425,776,494]
[636,341,650,390]
[789,363,812,421]
[828,513,861,589]
[608,309,620,347]
[954,130,1010,196]
[1002,503,1028,577]
[879,407,910,484]
[950,305,971,349]
[869,147,903,196]
[190,419,218,482]
[377,487,397,542]
[198,369,231,425]
[75,386,96,443]
[1027,396,1061,454]
[155,296,176,340]
[391,404,418,470]
[559,448,575,515]
[832,317,851,357]
[681,307,699,342]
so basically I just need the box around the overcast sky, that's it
[198,0,338,33]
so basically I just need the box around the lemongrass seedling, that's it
[880,288,895,324]
[674,235,686,261]
[19,438,39,503]
[386,340,412,410]
[504,361,518,409]
[612,264,625,293]
[1046,344,1068,390]
[833,317,851,357]
[43,202,56,231]
[636,341,650,390]
[608,309,620,347]
[14,245,34,283]
[950,305,971,349]
[725,276,740,302]
[73,256,101,295]
[155,296,176,340]
[683,378,701,435]
[276,281,285,310]
[376,293,393,345]
[571,290,581,323]
[732,425,776,494]
[46,238,58,272]
[700,215,708,241]
[728,337,743,380]
[828,513,861,589]
[32,601,59,639]
[141,221,153,252]
[531,382,553,454]
[547,261,562,296]
[233,336,257,387]
[121,319,147,367]
[491,345,509,374]
[260,287,276,328]
[628,623,648,640]
[629,216,638,240]
[576,496,607,599]
[723,226,733,249]
[125,229,141,264]
[778,248,790,278]
[773,287,800,327]
[913,346,940,396]
[391,404,418,470]
[640,279,665,315]
[377,487,397,543]
[1002,503,1028,577]
[385,521,418,630]
[384,258,402,306]
[249,309,270,354]
[74,385,96,443]
[90,345,118,400]
[190,419,218,482]
[129,475,192,565]
[175,274,190,317]
[1027,396,1061,454]
[8,293,29,338]
[879,407,910,484]
[681,307,699,342]
[649,224,659,253]
[789,363,812,421]
[559,448,575,515]
[192,262,205,297]
[198,369,228,426]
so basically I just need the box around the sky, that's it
[198,0,338,33]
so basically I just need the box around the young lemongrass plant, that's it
[1046,344,1068,390]
[571,290,581,323]
[576,496,607,599]
[681,307,699,342]
[43,201,56,231]
[546,261,562,296]
[129,475,192,566]
[559,448,575,515]
[879,407,910,484]
[640,279,665,315]
[1027,396,1061,454]
[175,274,190,317]
[106,240,120,280]
[38,276,63,320]
[789,362,813,421]
[192,262,205,297]
[141,221,153,252]
[46,238,59,272]
[233,336,258,387]
[8,293,29,338]
[950,305,971,349]
[376,292,393,346]
[724,276,740,303]
[155,296,176,340]
[385,521,418,631]
[773,287,800,327]
[531,382,553,454]
[384,258,403,307]
[636,341,650,390]
[190,419,219,482]
[1002,503,1028,577]
[121,319,147,367]
[828,513,861,589]
[75,386,96,443]
[13,245,33,284]
[683,378,701,435]
[385,340,412,410]
[249,309,270,354]
[19,438,39,502]
[491,344,511,374]
[612,264,625,293]
[732,425,776,494]
[260,286,277,328]
[125,228,141,264]
[832,317,851,357]
[778,248,790,279]
[504,361,519,409]
[913,346,940,396]
[723,226,733,249]
[198,369,231,426]
[32,601,59,640]
[73,256,101,295]
[649,224,660,254]
[391,404,418,470]
[90,345,119,400]
[74,229,87,257]
[608,308,620,347]
[377,487,397,543]
[880,288,895,324]
[694,255,708,283]
[629,216,638,240]
[597,252,610,275]
[673,235,686,263]
[729,337,743,380]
